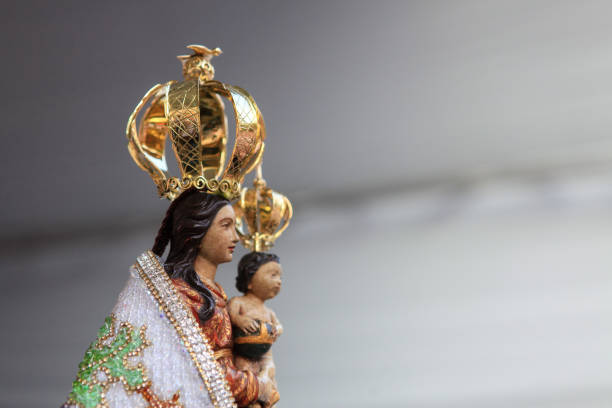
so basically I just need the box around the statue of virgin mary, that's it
[61,45,278,408]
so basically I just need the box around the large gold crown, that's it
[234,167,293,252]
[126,45,266,200]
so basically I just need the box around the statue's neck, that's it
[244,292,265,306]
[193,254,217,282]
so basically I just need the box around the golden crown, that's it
[126,45,266,200]
[233,167,293,252]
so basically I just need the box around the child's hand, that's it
[272,323,283,338]
[235,316,260,334]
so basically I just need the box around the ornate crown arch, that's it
[126,45,266,201]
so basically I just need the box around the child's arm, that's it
[270,309,283,337]
[228,297,260,333]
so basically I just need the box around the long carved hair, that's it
[152,189,230,322]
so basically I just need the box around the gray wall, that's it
[2,1,612,407]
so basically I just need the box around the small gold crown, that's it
[126,45,266,200]
[233,167,293,252]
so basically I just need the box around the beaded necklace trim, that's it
[135,250,237,408]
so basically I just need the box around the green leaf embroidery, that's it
[66,314,150,408]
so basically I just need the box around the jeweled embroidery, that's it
[64,314,182,408]
[65,314,150,408]
[135,251,236,408]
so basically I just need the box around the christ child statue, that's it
[229,252,283,408]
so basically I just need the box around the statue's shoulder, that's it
[61,259,215,408]
[227,294,244,308]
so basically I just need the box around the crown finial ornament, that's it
[177,45,223,83]
[126,45,266,200]
[234,165,293,252]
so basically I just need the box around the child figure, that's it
[229,252,283,408]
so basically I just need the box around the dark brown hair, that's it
[235,252,280,294]
[152,189,230,322]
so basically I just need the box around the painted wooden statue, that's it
[61,45,292,408]
[230,174,293,408]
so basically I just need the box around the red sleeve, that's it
[172,279,258,405]
[218,356,259,406]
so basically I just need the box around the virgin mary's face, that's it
[198,204,239,265]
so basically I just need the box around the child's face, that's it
[248,261,283,301]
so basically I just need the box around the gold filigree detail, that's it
[234,167,293,252]
[126,45,265,201]
[140,386,183,408]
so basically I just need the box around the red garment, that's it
[172,278,259,407]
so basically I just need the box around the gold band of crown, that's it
[126,46,266,201]
[234,170,293,252]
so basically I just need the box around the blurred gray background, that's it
[2,1,612,407]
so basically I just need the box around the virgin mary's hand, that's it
[257,377,279,408]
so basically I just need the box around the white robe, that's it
[61,251,235,408]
